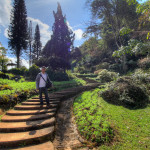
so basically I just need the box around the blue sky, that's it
[0,0,90,49]
[0,0,147,68]
[0,0,91,67]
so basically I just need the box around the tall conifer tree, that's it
[43,3,75,71]
[32,24,42,63]
[8,0,28,68]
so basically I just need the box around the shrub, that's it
[109,64,121,73]
[0,71,10,79]
[97,69,119,83]
[0,89,37,110]
[74,66,89,74]
[127,60,137,70]
[132,69,150,84]
[28,65,40,81]
[96,62,110,70]
[94,69,103,75]
[0,85,12,91]
[8,67,28,76]
[138,57,150,69]
[101,77,149,108]
[46,68,70,81]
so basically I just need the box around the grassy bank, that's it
[73,88,150,149]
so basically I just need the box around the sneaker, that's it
[46,104,50,108]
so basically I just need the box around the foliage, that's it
[74,66,89,74]
[113,39,150,57]
[138,57,150,69]
[127,0,150,29]
[97,69,119,83]
[73,38,108,73]
[46,68,69,81]
[32,24,42,63]
[8,0,28,68]
[101,76,149,108]
[95,62,110,70]
[0,85,12,91]
[131,69,150,84]
[8,67,28,76]
[119,27,133,36]
[94,69,104,75]
[0,44,9,72]
[73,89,114,145]
[0,78,37,110]
[28,64,40,80]
[0,71,10,79]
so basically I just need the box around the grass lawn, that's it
[0,79,36,96]
[73,88,150,150]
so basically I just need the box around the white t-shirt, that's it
[39,73,47,88]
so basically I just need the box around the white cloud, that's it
[74,29,84,40]
[67,21,84,40]
[27,17,52,46]
[0,0,12,27]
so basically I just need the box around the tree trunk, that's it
[122,54,127,73]
[17,53,20,68]
[29,44,32,67]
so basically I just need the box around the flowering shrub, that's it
[101,77,149,108]
[97,69,119,83]
[138,57,150,69]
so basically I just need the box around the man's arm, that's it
[35,73,40,90]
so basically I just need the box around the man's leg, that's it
[44,88,50,106]
[39,88,43,105]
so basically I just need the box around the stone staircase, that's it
[0,83,100,150]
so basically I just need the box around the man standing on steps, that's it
[36,66,52,108]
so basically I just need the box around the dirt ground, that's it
[53,97,90,150]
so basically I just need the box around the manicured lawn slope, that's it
[73,89,150,149]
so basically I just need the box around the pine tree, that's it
[8,0,28,68]
[32,24,42,63]
[28,21,33,67]
[43,3,75,71]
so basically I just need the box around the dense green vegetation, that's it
[74,89,114,145]
[72,0,150,75]
[0,72,85,111]
[74,89,150,149]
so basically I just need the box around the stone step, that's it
[32,95,64,99]
[22,101,60,105]
[1,113,55,122]
[29,98,60,101]
[12,141,54,150]
[27,99,60,102]
[14,104,58,110]
[0,117,55,133]
[6,109,57,116]
[0,126,54,148]
[55,90,79,94]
